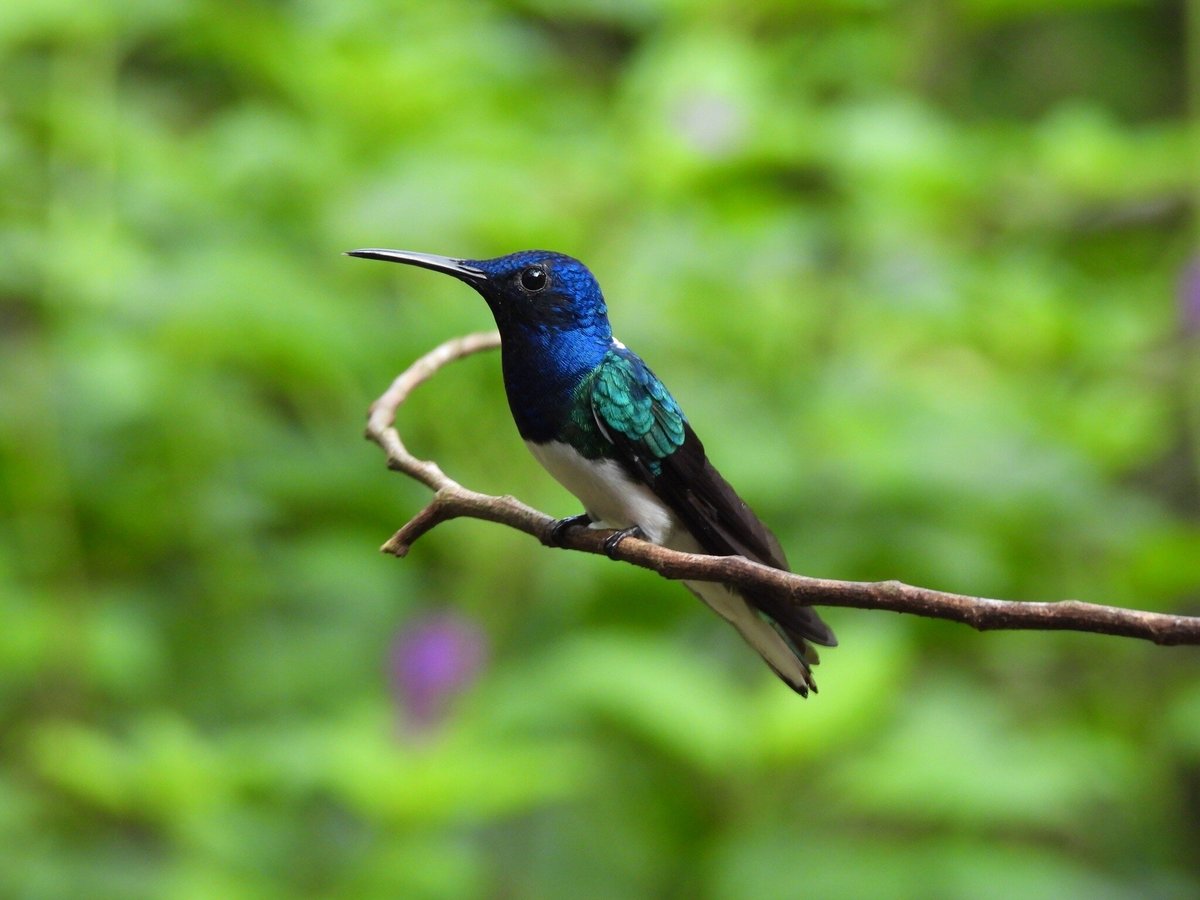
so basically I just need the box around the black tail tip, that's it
[776,669,815,698]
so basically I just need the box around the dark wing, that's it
[590,348,837,649]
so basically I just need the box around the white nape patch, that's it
[611,336,627,350]
[526,440,674,544]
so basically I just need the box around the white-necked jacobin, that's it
[347,248,837,695]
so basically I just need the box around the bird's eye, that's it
[519,266,548,293]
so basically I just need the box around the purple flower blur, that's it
[1179,257,1200,336]
[388,612,487,734]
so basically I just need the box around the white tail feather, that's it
[669,532,814,694]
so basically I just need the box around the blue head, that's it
[347,247,615,439]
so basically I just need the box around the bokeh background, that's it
[3,1,1200,897]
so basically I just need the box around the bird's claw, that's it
[603,525,644,558]
[548,513,592,547]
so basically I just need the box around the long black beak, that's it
[344,249,487,283]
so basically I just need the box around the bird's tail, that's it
[682,579,821,697]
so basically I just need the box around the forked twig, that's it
[365,332,1200,646]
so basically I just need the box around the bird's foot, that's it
[547,513,593,547]
[603,525,644,558]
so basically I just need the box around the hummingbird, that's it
[347,248,837,695]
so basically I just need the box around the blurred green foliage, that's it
[1,0,1199,897]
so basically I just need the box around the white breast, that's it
[525,440,676,545]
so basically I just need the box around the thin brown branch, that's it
[364,332,1200,647]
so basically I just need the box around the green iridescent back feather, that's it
[557,348,687,474]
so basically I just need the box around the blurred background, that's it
[2,0,1199,897]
